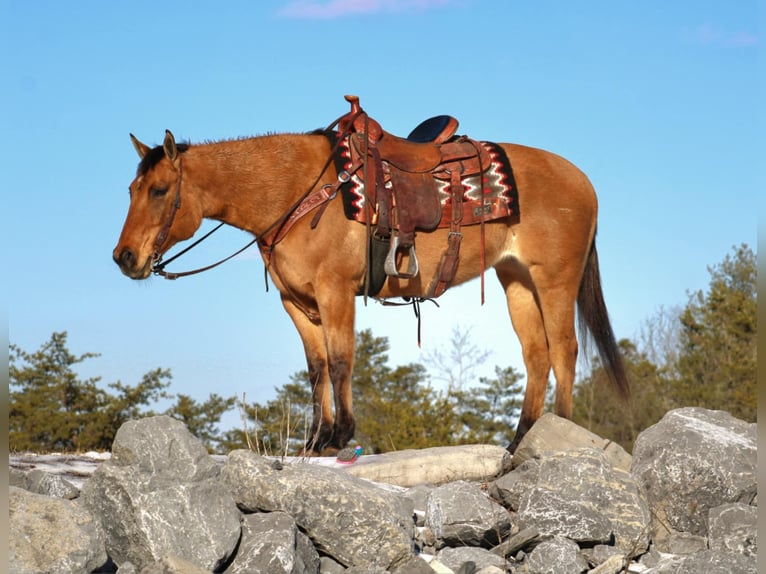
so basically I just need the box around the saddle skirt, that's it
[334,134,519,231]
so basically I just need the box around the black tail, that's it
[577,240,630,399]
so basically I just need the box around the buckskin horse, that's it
[113,95,628,455]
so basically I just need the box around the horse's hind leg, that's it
[496,264,552,452]
[281,298,334,453]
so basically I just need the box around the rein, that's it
[150,112,360,282]
[150,156,259,280]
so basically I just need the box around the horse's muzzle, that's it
[113,247,151,279]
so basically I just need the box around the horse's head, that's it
[113,130,202,279]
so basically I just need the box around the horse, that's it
[113,102,628,455]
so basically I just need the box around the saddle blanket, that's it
[332,135,520,227]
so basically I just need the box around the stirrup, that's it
[384,234,419,278]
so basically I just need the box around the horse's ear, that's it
[130,133,151,159]
[163,130,179,164]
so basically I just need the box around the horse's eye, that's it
[150,187,168,198]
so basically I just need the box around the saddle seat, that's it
[336,95,494,295]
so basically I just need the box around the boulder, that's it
[346,444,512,486]
[511,448,651,554]
[425,480,511,548]
[525,536,589,574]
[631,407,757,551]
[81,415,241,571]
[221,449,413,570]
[9,486,107,574]
[512,413,632,471]
[226,511,320,574]
[708,502,757,557]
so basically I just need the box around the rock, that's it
[226,511,320,574]
[525,535,589,574]
[425,480,511,548]
[390,555,437,574]
[514,448,650,554]
[22,468,80,499]
[222,448,413,570]
[7,408,758,572]
[587,553,626,574]
[489,526,542,559]
[436,546,507,572]
[487,458,540,511]
[708,502,757,557]
[643,549,757,574]
[631,407,757,551]
[512,413,632,472]
[9,486,108,574]
[137,555,211,574]
[81,415,241,571]
[346,444,512,487]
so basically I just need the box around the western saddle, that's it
[335,95,496,298]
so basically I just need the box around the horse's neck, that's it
[187,134,331,235]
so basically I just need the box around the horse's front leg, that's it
[280,296,335,453]
[318,289,357,453]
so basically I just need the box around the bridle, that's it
[149,156,259,280]
[151,158,183,266]
[149,111,360,282]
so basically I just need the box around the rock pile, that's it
[9,407,757,573]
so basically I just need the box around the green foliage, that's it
[572,339,668,452]
[10,332,236,453]
[572,244,757,451]
[351,329,459,452]
[670,243,756,420]
[452,366,524,445]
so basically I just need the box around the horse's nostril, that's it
[117,248,136,269]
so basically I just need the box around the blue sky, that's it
[4,1,759,432]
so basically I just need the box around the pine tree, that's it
[572,339,667,452]
[10,332,171,452]
[671,244,756,420]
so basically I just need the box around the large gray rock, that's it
[513,448,650,554]
[226,511,320,574]
[512,413,632,472]
[222,449,413,570]
[643,549,757,574]
[346,444,512,486]
[488,458,540,511]
[9,486,107,574]
[425,480,511,549]
[525,535,589,574]
[19,468,80,499]
[436,546,507,572]
[708,502,757,557]
[81,416,241,572]
[631,407,757,550]
[137,555,210,574]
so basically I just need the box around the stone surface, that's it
[436,546,507,572]
[222,448,413,570]
[525,535,589,574]
[81,416,241,571]
[9,486,107,574]
[707,502,757,557]
[631,407,757,550]
[8,407,758,574]
[346,444,512,487]
[513,448,650,554]
[425,480,511,549]
[512,412,632,472]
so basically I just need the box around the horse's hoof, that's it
[318,446,340,457]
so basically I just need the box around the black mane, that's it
[137,143,190,176]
